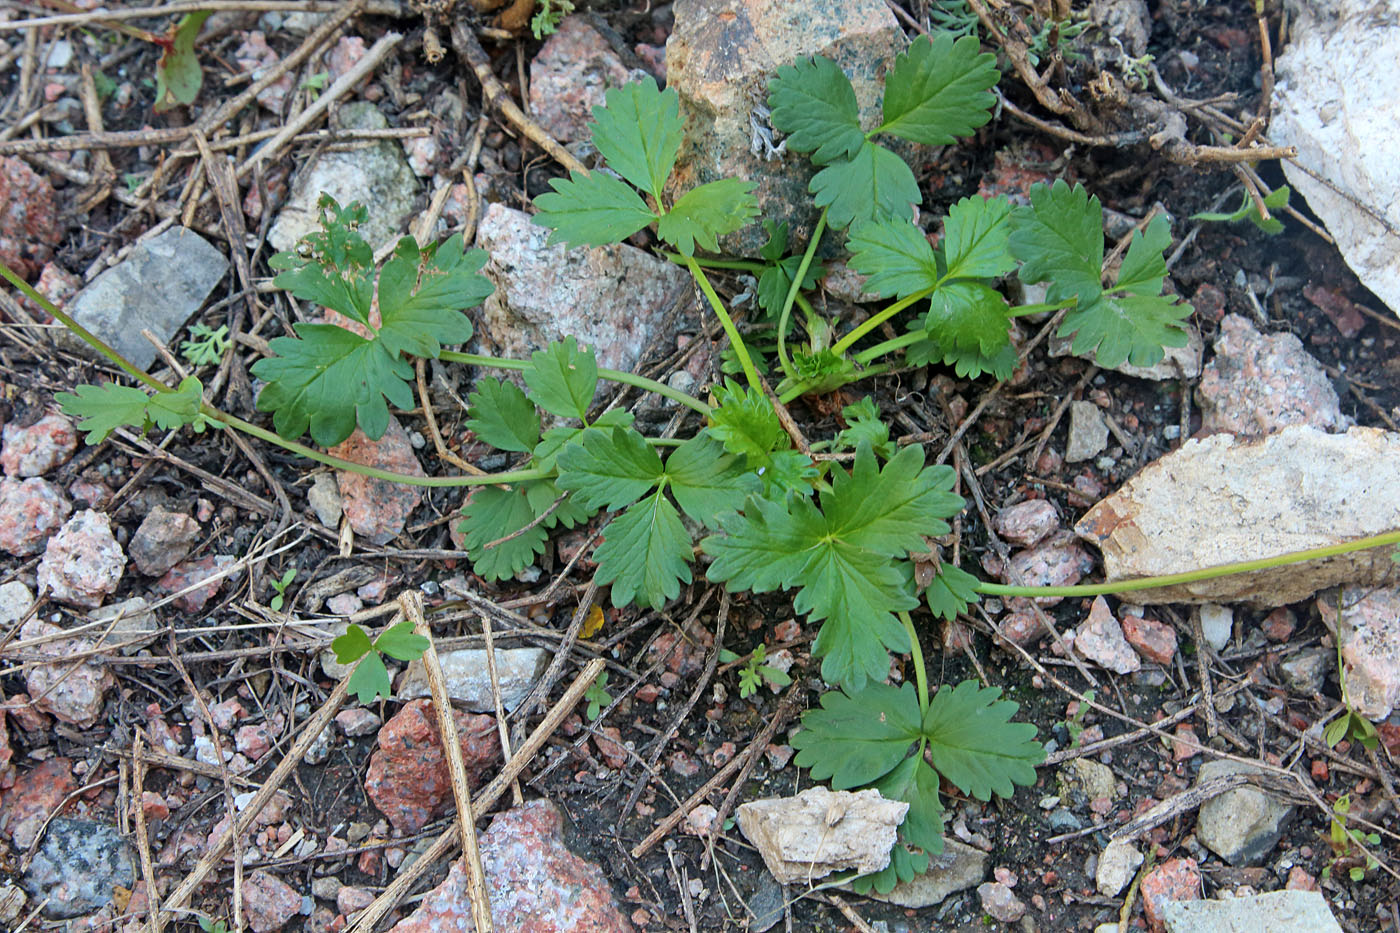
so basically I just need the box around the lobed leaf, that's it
[791,682,923,788]
[588,77,684,201]
[375,235,489,359]
[556,426,664,511]
[657,179,760,256]
[707,380,787,461]
[810,141,921,228]
[523,337,599,421]
[663,433,759,525]
[532,170,657,249]
[375,621,430,661]
[594,491,693,609]
[347,650,392,705]
[466,378,540,453]
[870,752,946,855]
[59,376,209,444]
[846,219,939,299]
[877,34,1000,145]
[921,280,1012,355]
[1008,179,1104,306]
[941,194,1015,280]
[766,55,866,164]
[833,397,894,461]
[1060,292,1191,370]
[332,623,375,665]
[922,680,1045,800]
[923,563,982,621]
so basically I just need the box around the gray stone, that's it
[397,647,549,712]
[992,499,1060,548]
[737,787,906,884]
[1272,0,1400,318]
[37,509,125,609]
[860,837,987,908]
[1057,758,1118,807]
[1161,889,1342,933]
[269,102,421,254]
[0,580,33,626]
[21,617,115,727]
[1278,648,1330,696]
[0,883,27,926]
[20,818,133,919]
[1337,584,1400,719]
[1197,315,1347,437]
[91,596,159,655]
[978,881,1026,923]
[307,472,343,527]
[1066,401,1110,463]
[1075,426,1400,606]
[1194,760,1293,865]
[128,504,200,576]
[1096,838,1143,897]
[473,204,690,383]
[64,228,228,371]
[665,0,906,255]
[1197,604,1233,651]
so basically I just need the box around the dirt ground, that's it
[0,1,1397,932]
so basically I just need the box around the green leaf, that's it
[665,433,760,524]
[1192,185,1289,235]
[1324,714,1350,749]
[1008,180,1104,307]
[924,564,982,621]
[876,34,1000,145]
[556,426,664,511]
[922,280,1012,355]
[347,650,392,705]
[846,219,939,299]
[154,11,212,111]
[810,141,921,229]
[523,477,593,530]
[467,378,540,453]
[923,680,1044,799]
[333,624,375,664]
[762,450,820,497]
[523,337,599,421]
[791,682,923,788]
[588,77,684,201]
[704,446,963,689]
[530,409,634,473]
[459,485,549,582]
[758,220,791,263]
[766,55,866,164]
[595,490,693,609]
[906,330,1019,381]
[708,379,787,461]
[375,621,430,661]
[58,376,210,444]
[532,170,657,249]
[942,194,1015,280]
[253,208,487,446]
[755,254,826,320]
[1113,213,1171,299]
[657,179,760,256]
[852,843,930,894]
[834,397,894,460]
[870,752,946,855]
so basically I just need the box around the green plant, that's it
[1321,794,1380,883]
[531,0,575,38]
[154,12,212,111]
[180,323,231,367]
[1025,17,1090,68]
[1062,689,1096,748]
[332,621,431,705]
[583,671,611,721]
[269,568,296,612]
[8,38,1400,895]
[198,917,228,933]
[1192,185,1291,235]
[719,643,793,698]
[301,71,330,100]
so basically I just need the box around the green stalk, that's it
[829,286,937,358]
[440,351,712,418]
[853,331,926,366]
[776,207,828,379]
[0,260,166,392]
[1006,298,1076,318]
[665,254,765,273]
[900,610,929,717]
[975,530,1400,598]
[209,409,550,487]
[684,255,762,394]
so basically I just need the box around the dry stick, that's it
[156,673,352,932]
[415,358,485,475]
[1188,608,1219,738]
[0,0,397,29]
[347,657,605,933]
[403,592,494,932]
[479,609,524,806]
[132,735,162,933]
[238,32,403,178]
[449,20,587,176]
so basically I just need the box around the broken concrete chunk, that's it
[736,787,906,885]
[1075,426,1400,606]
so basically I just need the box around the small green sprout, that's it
[269,568,296,612]
[332,621,431,705]
[583,671,612,721]
[720,643,793,699]
[180,323,231,367]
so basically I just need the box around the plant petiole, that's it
[683,255,764,395]
[899,610,929,717]
[776,207,828,379]
[829,286,938,358]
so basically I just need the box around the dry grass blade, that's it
[401,591,494,932]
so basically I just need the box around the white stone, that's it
[1162,889,1342,933]
[1195,761,1294,866]
[1272,0,1400,318]
[1066,401,1110,463]
[0,581,34,626]
[1337,585,1400,719]
[1096,838,1143,896]
[1197,604,1233,652]
[91,597,158,655]
[1075,426,1400,606]
[736,787,907,885]
[396,647,549,712]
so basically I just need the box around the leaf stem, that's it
[777,207,828,378]
[1006,298,1076,318]
[900,610,929,718]
[683,255,763,394]
[439,350,713,418]
[829,286,937,357]
[853,331,926,366]
[975,530,1400,598]
[0,259,167,393]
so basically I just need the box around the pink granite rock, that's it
[1002,534,1095,608]
[365,700,500,833]
[1,414,78,477]
[1337,585,1400,720]
[1197,314,1345,437]
[0,758,75,848]
[388,800,635,933]
[155,555,237,613]
[37,509,125,608]
[0,476,71,556]
[20,617,115,727]
[1122,615,1178,665]
[1141,858,1200,932]
[0,156,61,277]
[330,418,425,545]
[242,870,301,933]
[992,499,1060,548]
[529,18,632,144]
[1074,597,1140,674]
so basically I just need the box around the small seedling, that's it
[1321,794,1380,883]
[180,323,231,367]
[269,568,296,612]
[154,12,212,111]
[198,918,228,933]
[719,644,793,699]
[532,0,575,38]
[1192,185,1290,235]
[1324,708,1379,752]
[583,671,611,721]
[1062,689,1096,748]
[301,71,330,100]
[332,621,431,705]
